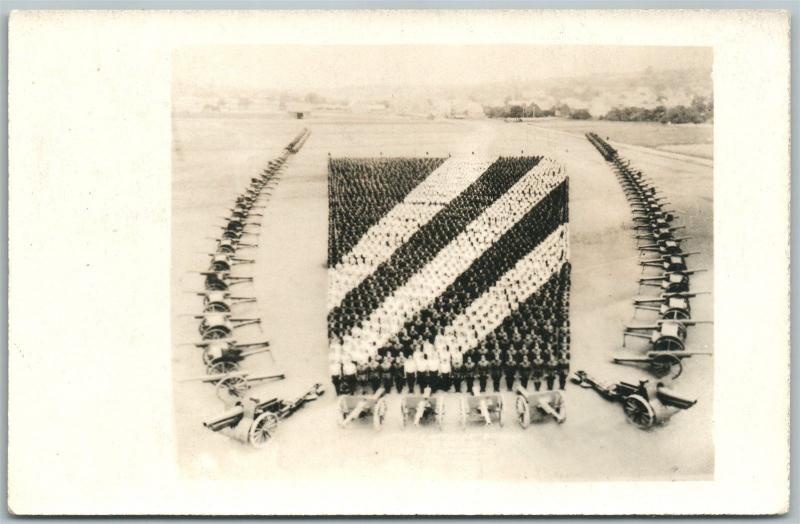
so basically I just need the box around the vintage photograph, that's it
[171,44,714,481]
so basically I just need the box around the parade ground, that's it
[171,114,714,482]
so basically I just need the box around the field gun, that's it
[214,238,258,254]
[459,393,504,427]
[338,388,388,430]
[623,318,712,352]
[570,370,696,429]
[400,387,445,429]
[195,312,261,339]
[183,369,286,400]
[193,338,272,373]
[632,291,709,319]
[613,350,712,379]
[640,252,699,273]
[208,253,254,272]
[639,269,706,294]
[514,386,565,427]
[203,383,324,448]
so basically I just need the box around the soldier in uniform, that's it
[367,357,381,393]
[428,351,440,392]
[404,352,417,393]
[503,353,517,392]
[531,351,545,391]
[393,353,405,393]
[489,352,503,392]
[518,353,532,390]
[439,352,452,392]
[417,353,430,392]
[451,349,464,393]
[557,354,570,390]
[463,355,476,394]
[380,355,394,393]
[545,355,559,391]
[477,354,490,393]
[356,359,370,394]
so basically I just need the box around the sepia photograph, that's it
[171,44,714,481]
[7,9,790,515]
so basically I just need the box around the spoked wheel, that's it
[211,262,231,272]
[205,281,228,292]
[202,349,215,367]
[623,395,656,429]
[202,327,232,340]
[652,353,683,379]
[208,360,240,375]
[460,398,468,429]
[516,396,530,429]
[436,399,445,430]
[249,412,279,448]
[215,375,249,401]
[663,309,689,321]
[205,302,231,313]
[653,336,685,352]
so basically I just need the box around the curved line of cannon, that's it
[574,133,711,430]
[181,129,326,448]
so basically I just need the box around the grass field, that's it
[528,118,713,159]
[171,113,713,484]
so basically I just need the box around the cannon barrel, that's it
[203,398,280,432]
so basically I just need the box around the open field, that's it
[527,118,713,159]
[172,114,713,482]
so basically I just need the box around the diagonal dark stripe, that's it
[328,157,447,267]
[377,180,568,353]
[329,156,543,340]
[464,262,571,360]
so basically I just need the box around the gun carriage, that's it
[400,387,445,429]
[571,370,696,429]
[203,383,323,448]
[338,388,388,430]
[459,393,504,427]
[514,386,565,427]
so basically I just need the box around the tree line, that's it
[483,95,712,124]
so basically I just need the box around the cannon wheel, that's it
[202,349,215,367]
[205,302,231,313]
[219,245,235,253]
[373,398,387,430]
[435,398,445,430]
[651,353,683,379]
[249,412,279,448]
[460,397,468,428]
[516,396,531,429]
[212,262,231,272]
[663,308,689,321]
[654,335,684,352]
[623,394,656,429]
[203,326,232,340]
[215,375,249,401]
[208,360,240,375]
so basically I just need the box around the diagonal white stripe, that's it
[327,156,493,310]
[339,159,565,357]
[441,225,568,351]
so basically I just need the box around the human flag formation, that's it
[327,155,570,395]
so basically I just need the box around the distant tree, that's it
[508,105,525,118]
[570,109,592,120]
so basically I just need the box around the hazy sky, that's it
[174,45,712,93]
